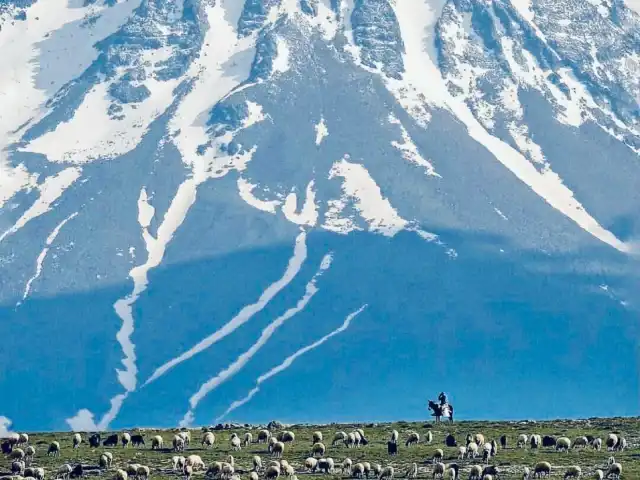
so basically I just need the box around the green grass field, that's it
[2,417,637,479]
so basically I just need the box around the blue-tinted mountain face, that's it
[0,0,639,431]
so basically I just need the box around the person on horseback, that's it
[438,392,448,405]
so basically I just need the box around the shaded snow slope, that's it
[0,0,639,430]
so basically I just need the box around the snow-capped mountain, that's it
[1,0,639,431]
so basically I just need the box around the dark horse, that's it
[428,400,454,423]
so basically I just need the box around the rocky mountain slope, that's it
[0,0,639,431]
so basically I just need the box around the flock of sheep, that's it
[0,425,631,480]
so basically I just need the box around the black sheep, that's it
[89,434,101,448]
[542,435,557,447]
[482,465,500,478]
[387,441,398,456]
[499,435,507,449]
[131,434,145,447]
[445,434,457,447]
[1,441,13,454]
[70,464,84,479]
[103,434,118,447]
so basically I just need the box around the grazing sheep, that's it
[341,458,353,475]
[594,470,604,480]
[353,431,363,448]
[1,440,13,454]
[186,455,206,471]
[268,436,277,451]
[500,435,507,449]
[573,437,588,449]
[379,466,394,480]
[373,463,382,477]
[249,472,259,480]
[522,466,530,480]
[466,442,479,459]
[542,436,556,448]
[221,462,235,480]
[387,441,398,456]
[104,435,119,447]
[33,468,45,480]
[172,456,186,472]
[312,431,323,443]
[183,465,194,480]
[407,463,418,479]
[58,464,72,480]
[530,435,541,449]
[363,462,371,478]
[202,432,215,448]
[312,442,326,458]
[482,466,499,478]
[333,431,348,446]
[445,434,457,447]
[104,452,113,467]
[25,445,35,464]
[122,433,131,448]
[173,436,185,452]
[533,461,552,478]
[345,433,357,448]
[474,434,485,446]
[10,448,25,460]
[606,463,622,479]
[564,466,582,478]
[468,465,482,480]
[352,463,365,479]
[258,430,271,444]
[433,448,444,463]
[432,463,445,479]
[406,432,420,447]
[48,442,60,456]
[151,436,163,450]
[265,465,280,480]
[89,434,101,448]
[11,460,25,475]
[447,467,457,480]
[317,458,334,474]
[206,462,223,478]
[100,454,110,469]
[115,469,128,480]
[72,433,82,449]
[243,433,253,446]
[280,461,294,478]
[482,444,492,464]
[390,430,399,444]
[426,431,433,444]
[517,434,528,448]
[305,458,318,473]
[606,434,618,452]
[230,433,242,451]
[136,465,150,480]
[556,437,571,452]
[490,439,498,456]
[592,438,602,451]
[226,455,235,467]
[278,431,295,443]
[614,437,626,452]
[18,433,29,446]
[484,476,493,480]
[272,441,285,458]
[458,446,467,459]
[253,455,262,471]
[131,435,145,448]
[179,431,191,446]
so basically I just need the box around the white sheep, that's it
[556,437,571,452]
[372,463,382,477]
[305,458,318,473]
[405,432,420,447]
[458,446,466,459]
[615,437,627,452]
[100,454,110,469]
[122,433,132,448]
[607,456,616,466]
[474,434,485,446]
[606,463,622,479]
[186,455,206,471]
[46,441,60,457]
[533,461,552,478]
[10,448,25,460]
[103,451,113,467]
[447,467,457,480]
[312,431,323,443]
[56,464,71,480]
[249,472,259,480]
[183,464,194,480]
[202,432,215,448]
[221,462,235,480]
[72,433,82,449]
[483,476,493,480]
[226,455,235,467]
[594,469,604,480]
[207,461,223,478]
[592,438,602,451]
[173,435,185,452]
[425,430,433,444]
[342,458,352,475]
[172,456,186,472]
[606,434,618,452]
[258,430,271,444]
[482,443,492,463]
[127,464,141,478]
[352,463,365,479]
[517,434,528,448]
[25,445,35,465]
[522,466,530,480]
[18,433,29,446]
[151,436,163,450]
[390,430,399,444]
[317,458,334,474]
[115,469,128,480]
[230,433,242,451]
[466,442,479,459]
[573,437,588,449]
[265,465,280,480]
[271,441,285,458]
[428,448,442,465]
[243,433,253,447]
[280,460,294,478]
[181,431,192,446]
[137,465,150,480]
[32,467,45,480]
[564,466,582,478]
[469,465,482,480]
[312,442,326,458]
[11,460,25,476]
[253,455,262,471]
[407,463,418,479]
[278,431,295,443]
[379,466,394,480]
[333,431,348,446]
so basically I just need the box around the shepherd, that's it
[428,392,454,423]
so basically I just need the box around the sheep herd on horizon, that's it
[0,426,631,480]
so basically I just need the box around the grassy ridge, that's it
[2,417,638,479]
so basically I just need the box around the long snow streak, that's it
[389,0,629,253]
[144,231,308,387]
[216,304,368,422]
[17,212,78,306]
[180,253,334,426]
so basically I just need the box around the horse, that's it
[428,400,454,423]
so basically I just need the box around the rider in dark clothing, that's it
[438,392,448,405]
